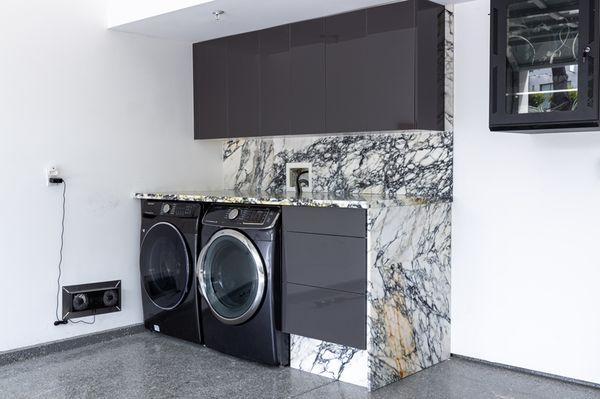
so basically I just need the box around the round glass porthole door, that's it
[140,222,190,310]
[197,229,266,325]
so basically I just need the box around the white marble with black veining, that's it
[366,202,452,390]
[445,6,454,132]
[290,336,368,387]
[222,130,453,199]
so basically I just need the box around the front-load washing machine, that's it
[139,200,203,344]
[196,204,289,366]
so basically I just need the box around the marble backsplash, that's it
[222,130,453,199]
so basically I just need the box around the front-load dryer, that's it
[196,204,289,366]
[139,200,202,344]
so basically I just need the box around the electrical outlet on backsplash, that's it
[286,163,312,192]
[222,130,453,199]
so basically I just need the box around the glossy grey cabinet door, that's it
[282,206,366,238]
[365,1,416,131]
[283,283,366,349]
[193,39,228,139]
[228,32,260,138]
[325,11,368,133]
[260,25,291,136]
[290,19,326,135]
[284,232,367,294]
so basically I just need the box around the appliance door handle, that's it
[196,245,210,298]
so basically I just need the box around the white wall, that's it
[453,0,600,385]
[0,0,222,352]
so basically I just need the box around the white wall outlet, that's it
[286,162,312,192]
[46,166,60,186]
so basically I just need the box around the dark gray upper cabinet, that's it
[260,25,291,136]
[193,0,445,139]
[290,19,326,135]
[325,10,368,133]
[365,2,416,131]
[193,39,228,139]
[228,32,260,138]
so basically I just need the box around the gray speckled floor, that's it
[0,332,598,399]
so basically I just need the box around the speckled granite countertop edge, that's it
[133,191,452,209]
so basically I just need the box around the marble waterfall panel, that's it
[366,202,452,390]
[222,130,453,198]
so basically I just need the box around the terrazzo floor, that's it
[0,332,598,399]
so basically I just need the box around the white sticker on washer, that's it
[153,324,160,332]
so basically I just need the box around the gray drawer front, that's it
[284,232,366,294]
[283,283,366,349]
[282,206,366,237]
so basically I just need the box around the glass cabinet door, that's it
[490,0,599,130]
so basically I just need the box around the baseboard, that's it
[451,353,600,390]
[0,323,145,367]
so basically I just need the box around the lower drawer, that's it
[284,232,366,294]
[283,283,366,349]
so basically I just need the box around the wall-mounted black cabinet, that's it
[193,0,446,140]
[490,0,600,132]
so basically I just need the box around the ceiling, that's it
[109,0,437,43]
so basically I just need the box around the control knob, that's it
[162,204,171,214]
[228,208,240,220]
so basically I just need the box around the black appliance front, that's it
[197,205,289,366]
[139,200,203,344]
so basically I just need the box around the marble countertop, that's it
[133,190,451,209]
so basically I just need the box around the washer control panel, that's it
[142,201,200,218]
[203,205,279,229]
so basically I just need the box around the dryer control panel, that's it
[203,205,280,229]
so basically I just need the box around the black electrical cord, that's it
[69,315,96,325]
[53,180,95,326]
[54,180,67,325]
